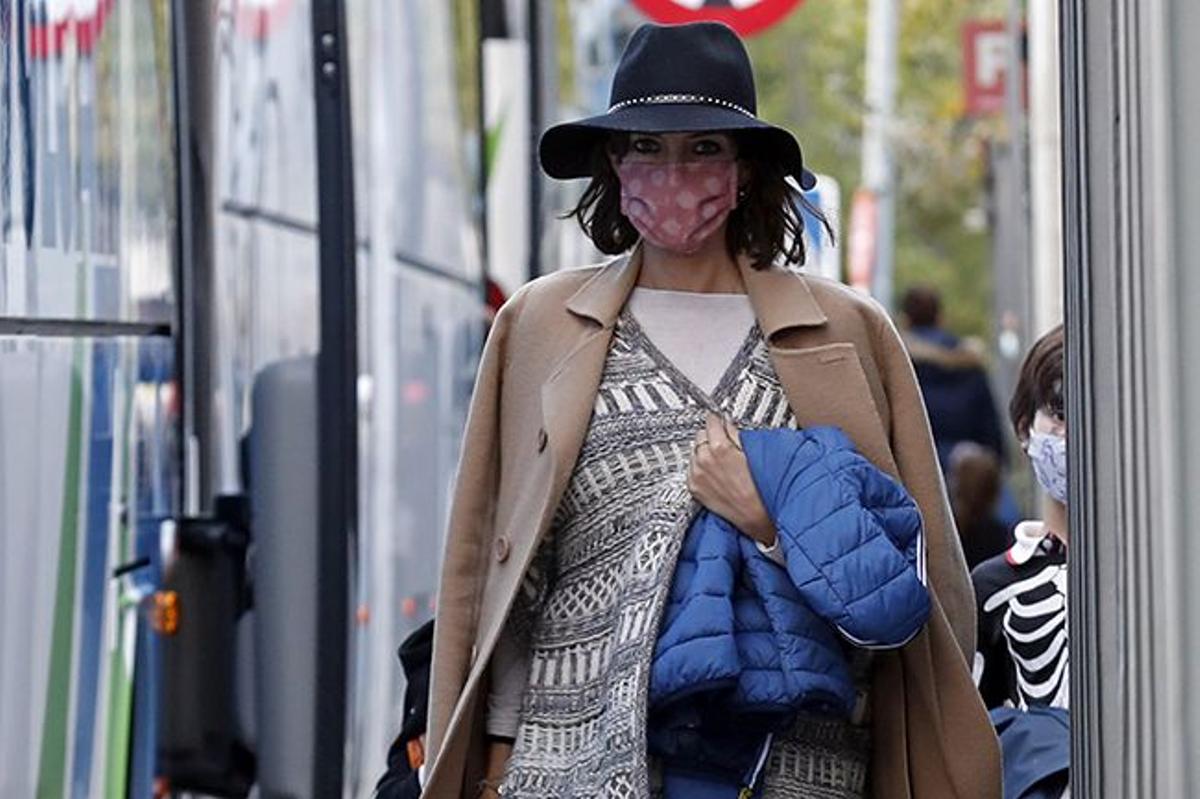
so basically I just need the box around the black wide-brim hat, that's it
[540,21,816,190]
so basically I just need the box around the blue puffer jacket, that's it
[647,427,930,787]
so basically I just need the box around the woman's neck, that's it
[1042,497,1068,545]
[637,237,745,294]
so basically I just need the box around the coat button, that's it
[537,428,548,453]
[494,535,511,563]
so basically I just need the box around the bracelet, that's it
[476,777,503,798]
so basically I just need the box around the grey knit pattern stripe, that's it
[500,312,866,799]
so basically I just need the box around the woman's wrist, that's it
[742,513,777,547]
[481,739,513,795]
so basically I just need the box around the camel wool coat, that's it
[422,250,1002,799]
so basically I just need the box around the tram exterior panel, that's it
[2,0,484,796]
[210,0,484,793]
[1,2,178,797]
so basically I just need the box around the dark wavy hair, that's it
[565,132,830,270]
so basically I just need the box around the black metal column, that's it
[173,0,215,512]
[310,1,357,794]
[527,0,543,279]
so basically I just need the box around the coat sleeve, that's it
[872,308,977,660]
[425,291,526,769]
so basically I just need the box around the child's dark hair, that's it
[1009,324,1064,440]
[565,132,831,270]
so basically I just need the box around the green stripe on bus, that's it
[102,617,134,798]
[36,342,86,799]
[103,363,138,797]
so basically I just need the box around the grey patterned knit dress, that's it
[499,311,869,798]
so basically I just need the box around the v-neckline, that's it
[618,309,761,413]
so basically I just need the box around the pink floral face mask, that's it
[615,159,739,255]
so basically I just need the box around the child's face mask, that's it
[1026,408,1067,504]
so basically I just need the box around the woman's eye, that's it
[692,140,724,156]
[631,138,660,154]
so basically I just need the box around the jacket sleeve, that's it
[746,429,931,650]
[425,291,525,769]
[873,307,977,659]
[971,558,1016,709]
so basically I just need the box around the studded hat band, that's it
[607,93,755,118]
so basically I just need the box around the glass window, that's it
[0,0,176,324]
[210,0,320,494]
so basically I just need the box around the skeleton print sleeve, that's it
[972,556,1016,710]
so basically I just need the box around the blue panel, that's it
[70,339,117,798]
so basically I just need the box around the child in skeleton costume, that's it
[972,325,1067,711]
[972,325,1070,797]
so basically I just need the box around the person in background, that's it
[373,621,434,799]
[972,324,1068,798]
[947,441,1010,570]
[901,285,1006,470]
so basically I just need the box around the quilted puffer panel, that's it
[648,426,932,783]
[650,511,856,717]
[742,427,930,649]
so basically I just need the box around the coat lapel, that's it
[539,251,642,506]
[740,260,899,476]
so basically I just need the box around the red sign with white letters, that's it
[963,20,1026,116]
[630,0,804,38]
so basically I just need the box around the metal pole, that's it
[310,0,357,793]
[478,0,506,305]
[1027,0,1062,334]
[862,0,898,308]
[527,0,543,279]
[172,0,214,515]
[1005,0,1031,344]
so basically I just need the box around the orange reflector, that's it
[406,737,426,770]
[356,604,371,625]
[401,597,418,618]
[153,591,180,635]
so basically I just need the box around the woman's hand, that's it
[687,413,777,547]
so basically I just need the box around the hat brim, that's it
[539,103,815,190]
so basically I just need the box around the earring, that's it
[737,187,748,201]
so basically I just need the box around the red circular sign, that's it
[630,0,804,37]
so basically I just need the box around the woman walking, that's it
[422,22,999,798]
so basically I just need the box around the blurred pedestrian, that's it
[972,325,1069,798]
[947,441,1011,569]
[901,285,1006,470]
[423,21,998,799]
[373,621,434,799]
